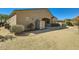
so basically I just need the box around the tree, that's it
[0,14,9,26]
[64,19,73,26]
[66,21,73,26]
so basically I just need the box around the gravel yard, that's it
[0,26,79,50]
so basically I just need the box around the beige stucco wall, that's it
[7,15,17,26]
[8,9,58,30]
[51,18,57,23]
[16,9,52,30]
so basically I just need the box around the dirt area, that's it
[0,27,10,36]
[0,26,79,50]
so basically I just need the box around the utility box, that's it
[40,21,45,29]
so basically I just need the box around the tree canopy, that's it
[0,14,9,23]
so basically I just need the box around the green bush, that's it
[66,22,73,26]
[10,25,25,34]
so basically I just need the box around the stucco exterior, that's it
[7,15,17,26]
[8,8,57,30]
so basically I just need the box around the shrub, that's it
[66,22,73,26]
[4,35,16,40]
[0,35,5,42]
[0,22,4,27]
[27,23,34,31]
[62,24,67,28]
[4,23,11,29]
[51,23,60,27]
[10,25,25,34]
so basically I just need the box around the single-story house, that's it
[57,20,65,26]
[7,8,57,30]
[72,16,79,25]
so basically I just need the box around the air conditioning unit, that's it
[40,21,45,29]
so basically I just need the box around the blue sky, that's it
[0,8,79,20]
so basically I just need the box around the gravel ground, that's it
[0,26,79,50]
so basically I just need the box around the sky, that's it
[0,8,79,20]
